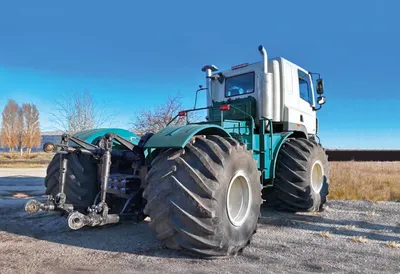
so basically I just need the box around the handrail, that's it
[166,104,256,148]
[166,106,212,126]
[221,105,255,148]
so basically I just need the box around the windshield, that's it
[225,72,255,97]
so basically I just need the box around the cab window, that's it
[298,70,313,105]
[225,72,255,97]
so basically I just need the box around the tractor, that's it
[24,45,329,258]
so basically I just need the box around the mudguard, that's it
[73,128,140,145]
[270,132,293,179]
[143,124,231,149]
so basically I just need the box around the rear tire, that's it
[45,153,99,212]
[143,135,262,258]
[270,138,329,212]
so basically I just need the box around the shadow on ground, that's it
[0,176,47,204]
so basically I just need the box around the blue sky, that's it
[0,0,399,149]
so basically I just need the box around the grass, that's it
[0,152,54,168]
[351,236,368,243]
[319,231,332,238]
[341,225,357,230]
[329,162,400,202]
[386,241,399,248]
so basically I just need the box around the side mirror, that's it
[317,96,326,105]
[313,96,326,111]
[316,79,324,95]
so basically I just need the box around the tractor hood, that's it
[73,128,140,145]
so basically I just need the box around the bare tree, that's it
[131,93,198,136]
[23,103,41,154]
[50,90,114,135]
[15,106,26,155]
[0,99,19,151]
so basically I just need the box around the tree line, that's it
[0,99,41,154]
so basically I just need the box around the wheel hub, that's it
[311,160,324,193]
[226,171,252,227]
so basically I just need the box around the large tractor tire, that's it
[271,138,329,212]
[45,153,99,212]
[143,135,262,258]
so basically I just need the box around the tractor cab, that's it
[202,47,326,138]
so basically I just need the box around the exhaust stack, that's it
[272,60,281,121]
[258,45,273,120]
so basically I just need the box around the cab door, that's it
[296,69,317,135]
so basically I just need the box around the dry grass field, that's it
[0,152,54,168]
[0,153,399,202]
[329,162,400,201]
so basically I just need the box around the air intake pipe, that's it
[258,45,273,121]
[201,65,218,107]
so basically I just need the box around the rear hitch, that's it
[24,199,53,213]
[24,195,73,214]
[67,211,120,230]
[26,132,146,230]
[67,203,119,230]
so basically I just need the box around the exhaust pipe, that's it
[258,45,268,75]
[258,45,273,121]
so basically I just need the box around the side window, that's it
[298,70,313,105]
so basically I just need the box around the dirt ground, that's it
[0,168,399,274]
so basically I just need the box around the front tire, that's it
[45,153,99,212]
[143,135,262,258]
[270,138,329,212]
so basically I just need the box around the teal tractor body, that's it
[28,45,329,259]
[142,96,299,186]
[73,128,140,146]
[142,106,293,183]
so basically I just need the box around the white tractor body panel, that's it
[209,57,317,136]
[279,58,317,135]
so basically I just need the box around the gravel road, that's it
[0,168,399,274]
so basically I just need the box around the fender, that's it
[270,132,294,179]
[143,124,231,149]
[73,128,140,146]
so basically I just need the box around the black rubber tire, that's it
[143,135,262,258]
[45,153,99,212]
[270,138,329,212]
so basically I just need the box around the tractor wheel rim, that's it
[226,171,252,227]
[311,160,324,193]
